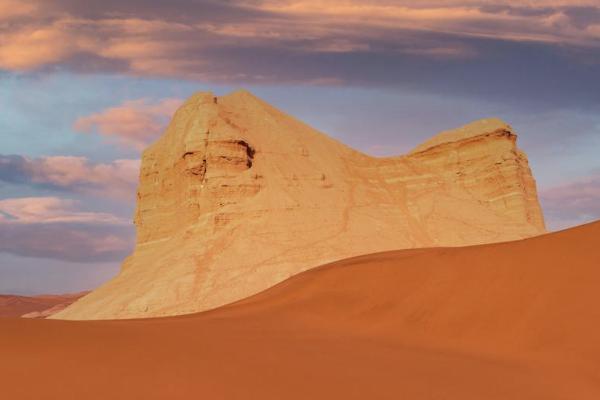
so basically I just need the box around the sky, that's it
[1,0,600,294]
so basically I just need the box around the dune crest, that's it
[54,90,545,320]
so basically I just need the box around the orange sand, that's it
[1,221,599,399]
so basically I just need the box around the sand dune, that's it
[0,292,87,318]
[1,221,599,399]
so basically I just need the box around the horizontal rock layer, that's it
[54,90,545,320]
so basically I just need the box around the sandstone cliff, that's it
[53,90,545,320]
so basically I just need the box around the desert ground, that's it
[1,221,598,399]
[0,292,87,318]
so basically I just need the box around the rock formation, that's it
[53,90,545,320]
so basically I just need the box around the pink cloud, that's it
[0,155,140,201]
[0,0,36,20]
[35,157,140,200]
[0,197,126,224]
[0,154,138,261]
[0,1,598,79]
[73,98,182,150]
[0,197,134,262]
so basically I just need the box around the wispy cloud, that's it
[0,0,596,112]
[0,1,598,82]
[0,0,36,20]
[73,98,182,150]
[0,197,134,262]
[0,155,139,201]
[0,197,126,224]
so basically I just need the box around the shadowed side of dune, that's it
[0,221,599,399]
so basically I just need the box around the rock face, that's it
[53,90,545,320]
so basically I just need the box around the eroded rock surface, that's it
[54,90,545,320]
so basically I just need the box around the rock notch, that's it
[53,90,545,320]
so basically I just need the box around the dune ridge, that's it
[2,221,599,399]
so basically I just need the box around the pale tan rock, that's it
[53,90,545,320]
[21,302,76,319]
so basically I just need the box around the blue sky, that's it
[1,0,599,294]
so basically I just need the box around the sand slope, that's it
[0,292,87,318]
[2,221,599,399]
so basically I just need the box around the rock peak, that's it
[182,91,216,106]
[226,88,255,98]
[221,88,279,113]
[410,117,513,154]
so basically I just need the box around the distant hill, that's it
[0,292,88,318]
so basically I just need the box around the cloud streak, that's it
[73,98,182,149]
[0,155,139,200]
[0,197,134,262]
[0,1,598,81]
[0,197,126,224]
[0,0,597,111]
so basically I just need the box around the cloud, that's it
[0,197,126,224]
[0,1,598,78]
[0,197,134,262]
[540,172,600,231]
[0,20,80,70]
[73,98,182,149]
[0,0,36,20]
[0,1,597,110]
[0,155,139,201]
